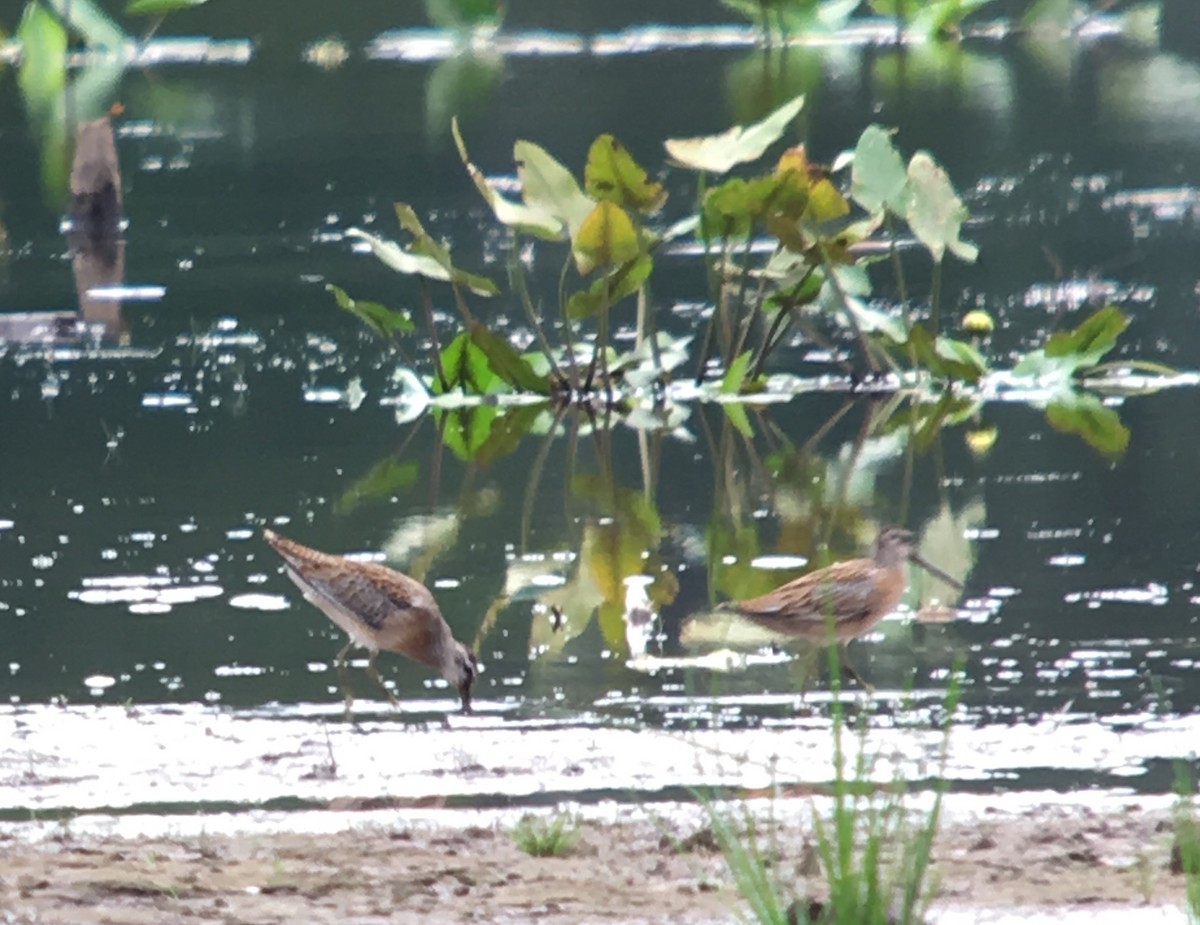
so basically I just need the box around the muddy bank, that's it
[0,798,1192,924]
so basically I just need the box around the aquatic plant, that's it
[720,0,860,44]
[700,661,961,924]
[327,91,1172,465]
[509,811,583,858]
[869,0,995,39]
[1174,765,1200,924]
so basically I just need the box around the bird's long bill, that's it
[459,683,473,715]
[909,552,964,592]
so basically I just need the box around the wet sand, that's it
[1,797,1192,924]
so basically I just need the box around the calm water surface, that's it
[3,4,1200,815]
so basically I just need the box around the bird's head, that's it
[876,524,962,590]
[874,525,915,566]
[449,642,478,714]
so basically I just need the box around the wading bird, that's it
[263,529,478,713]
[722,525,962,683]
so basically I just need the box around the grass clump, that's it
[1174,765,1200,923]
[510,811,583,858]
[703,652,962,925]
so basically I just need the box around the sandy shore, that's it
[1,796,1193,924]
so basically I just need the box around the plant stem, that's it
[930,258,944,332]
[722,233,757,372]
[520,405,566,552]
[419,279,450,392]
[638,283,664,380]
[817,245,882,373]
[750,305,792,381]
[558,253,582,390]
[507,233,566,385]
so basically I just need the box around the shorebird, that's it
[722,525,962,645]
[262,529,478,713]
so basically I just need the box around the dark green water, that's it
[4,4,1200,805]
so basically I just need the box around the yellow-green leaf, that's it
[574,201,640,276]
[584,133,666,214]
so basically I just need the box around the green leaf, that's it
[851,124,909,215]
[584,133,666,214]
[432,331,502,396]
[721,349,754,395]
[41,0,125,47]
[347,225,496,297]
[17,2,67,100]
[438,406,499,460]
[472,403,546,466]
[702,175,784,239]
[451,118,563,240]
[1019,0,1074,29]
[326,284,414,340]
[574,200,640,275]
[126,0,207,14]
[914,393,980,450]
[933,333,989,381]
[902,325,986,383]
[468,321,550,395]
[723,402,754,438]
[664,93,805,175]
[904,152,978,264]
[566,254,653,320]
[842,297,908,345]
[1044,305,1128,365]
[393,203,499,296]
[912,0,994,38]
[423,0,503,30]
[514,140,594,239]
[1044,392,1130,458]
[1013,306,1130,380]
[334,457,419,515]
[348,227,452,282]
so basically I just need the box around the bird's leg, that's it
[837,646,875,696]
[365,650,400,707]
[334,640,356,721]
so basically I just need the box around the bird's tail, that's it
[262,528,332,571]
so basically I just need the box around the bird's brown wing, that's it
[265,530,448,663]
[734,558,882,640]
[292,561,449,664]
